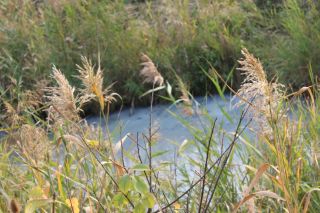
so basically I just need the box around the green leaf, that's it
[178,139,193,155]
[119,174,132,193]
[131,164,150,172]
[133,176,149,194]
[133,202,146,213]
[25,199,51,213]
[142,192,156,208]
[151,150,168,158]
[112,193,128,208]
[139,85,166,98]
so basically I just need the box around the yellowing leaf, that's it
[232,190,284,213]
[66,197,80,213]
[113,161,126,177]
[173,202,181,213]
[25,199,51,213]
[173,202,180,209]
[29,186,45,199]
[243,163,270,195]
[55,170,65,199]
[141,192,156,208]
[86,139,100,148]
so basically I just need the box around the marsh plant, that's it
[0,48,319,213]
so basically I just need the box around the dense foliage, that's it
[1,0,319,108]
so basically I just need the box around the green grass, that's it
[2,0,319,107]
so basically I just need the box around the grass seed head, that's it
[139,53,164,86]
[45,66,80,127]
[3,101,23,126]
[14,124,49,164]
[77,56,119,111]
[235,48,285,135]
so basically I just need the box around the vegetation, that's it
[0,47,319,212]
[0,0,319,212]
[1,0,319,108]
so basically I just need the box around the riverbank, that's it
[1,0,320,109]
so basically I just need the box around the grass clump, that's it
[233,48,320,212]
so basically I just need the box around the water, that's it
[86,95,247,163]
[88,96,235,137]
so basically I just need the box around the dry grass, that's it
[23,79,49,110]
[77,56,119,111]
[176,75,193,115]
[233,48,320,213]
[139,53,164,87]
[45,66,81,128]
[15,124,49,164]
[235,48,285,136]
[3,101,22,126]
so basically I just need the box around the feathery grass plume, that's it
[139,53,164,86]
[3,101,23,126]
[23,79,49,110]
[76,56,119,111]
[14,124,49,164]
[234,48,285,134]
[45,66,81,127]
[176,75,193,115]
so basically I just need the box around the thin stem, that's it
[203,121,250,212]
[203,132,225,208]
[153,108,251,213]
[52,192,56,213]
[198,119,216,212]
[147,82,155,213]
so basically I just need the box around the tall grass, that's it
[0,0,259,108]
[1,48,319,212]
[0,0,320,212]
[233,48,320,212]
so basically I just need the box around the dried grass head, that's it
[45,66,81,127]
[76,56,120,111]
[139,53,164,86]
[3,101,23,126]
[13,124,49,164]
[176,75,193,115]
[234,48,285,134]
[23,79,49,110]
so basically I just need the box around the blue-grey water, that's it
[85,95,249,168]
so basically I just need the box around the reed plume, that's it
[176,75,193,115]
[76,56,119,111]
[3,101,23,126]
[23,79,49,110]
[45,66,81,127]
[13,124,49,164]
[235,48,285,134]
[139,53,164,86]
